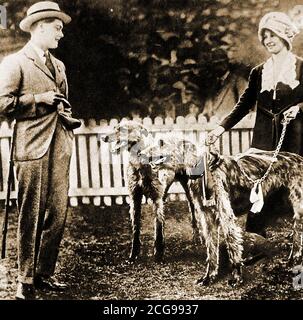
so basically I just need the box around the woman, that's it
[206,12,303,237]
[207,12,303,156]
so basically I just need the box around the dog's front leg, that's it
[129,188,143,261]
[228,264,243,287]
[154,199,165,262]
[180,178,200,244]
[197,260,218,286]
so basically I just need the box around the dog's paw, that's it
[128,255,139,263]
[196,274,217,286]
[227,263,243,287]
[228,272,243,287]
[228,276,243,287]
[129,250,141,262]
[129,243,141,260]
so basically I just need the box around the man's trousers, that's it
[15,121,73,284]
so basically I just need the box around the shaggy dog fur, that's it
[102,120,200,261]
[151,142,303,285]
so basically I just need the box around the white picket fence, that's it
[0,113,255,206]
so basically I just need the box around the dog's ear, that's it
[208,146,222,170]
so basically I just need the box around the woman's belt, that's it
[258,105,292,148]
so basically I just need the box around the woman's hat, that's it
[258,12,299,50]
[20,1,71,32]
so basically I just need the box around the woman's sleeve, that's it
[220,67,259,131]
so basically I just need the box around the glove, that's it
[205,126,225,146]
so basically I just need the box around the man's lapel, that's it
[23,42,55,81]
[50,54,67,96]
[49,53,64,87]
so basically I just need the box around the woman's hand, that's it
[205,126,225,145]
[283,105,300,119]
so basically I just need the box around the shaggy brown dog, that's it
[102,120,200,261]
[151,142,303,285]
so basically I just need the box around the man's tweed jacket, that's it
[0,42,69,160]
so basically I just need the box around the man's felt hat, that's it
[20,1,71,32]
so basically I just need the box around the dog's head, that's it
[102,120,149,153]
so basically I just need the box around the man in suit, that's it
[0,1,80,299]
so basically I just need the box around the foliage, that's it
[0,0,290,119]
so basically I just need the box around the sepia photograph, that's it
[0,0,302,306]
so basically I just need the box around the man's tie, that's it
[44,52,56,78]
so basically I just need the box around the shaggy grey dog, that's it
[102,120,201,261]
[151,141,303,286]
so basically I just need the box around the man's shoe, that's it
[34,276,68,292]
[15,282,36,300]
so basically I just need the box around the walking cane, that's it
[1,122,16,259]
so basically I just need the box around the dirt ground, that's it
[0,201,302,300]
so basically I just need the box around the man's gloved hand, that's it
[34,91,65,106]
[205,126,225,146]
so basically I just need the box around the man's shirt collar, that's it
[29,41,47,64]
